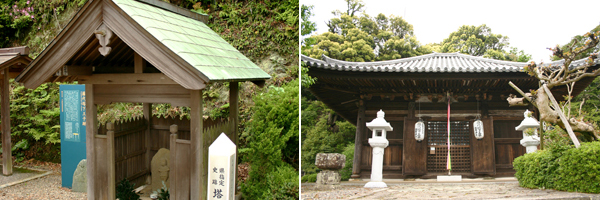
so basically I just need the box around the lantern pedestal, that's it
[364,137,388,188]
[364,110,392,188]
[520,136,540,153]
[436,175,462,182]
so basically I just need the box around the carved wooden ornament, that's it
[94,24,113,56]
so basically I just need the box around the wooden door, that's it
[403,118,427,175]
[426,121,471,173]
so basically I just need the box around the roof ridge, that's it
[133,0,208,23]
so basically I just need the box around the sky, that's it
[301,0,600,62]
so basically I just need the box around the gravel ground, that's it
[0,167,43,185]
[302,181,600,200]
[0,160,87,200]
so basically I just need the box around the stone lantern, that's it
[364,110,393,188]
[515,110,540,153]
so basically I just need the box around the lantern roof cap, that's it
[516,110,540,131]
[367,109,393,131]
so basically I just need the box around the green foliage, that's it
[240,80,299,200]
[306,11,430,62]
[207,0,298,61]
[262,164,299,200]
[9,81,60,145]
[440,24,530,62]
[301,99,355,174]
[116,179,140,200]
[152,181,169,200]
[301,4,316,48]
[514,141,600,193]
[339,142,354,181]
[301,173,317,183]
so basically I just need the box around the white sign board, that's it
[207,133,236,200]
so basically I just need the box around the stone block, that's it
[151,148,170,193]
[72,159,87,193]
[315,153,345,170]
[437,175,462,182]
[316,170,341,185]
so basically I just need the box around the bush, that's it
[301,173,317,183]
[264,164,299,200]
[240,80,299,199]
[116,179,140,200]
[513,141,600,193]
[339,142,354,181]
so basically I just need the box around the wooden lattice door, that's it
[426,121,471,173]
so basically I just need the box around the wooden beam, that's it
[134,52,145,74]
[542,84,581,148]
[77,73,177,85]
[190,89,204,200]
[55,65,93,76]
[85,84,97,199]
[2,68,12,175]
[0,46,29,55]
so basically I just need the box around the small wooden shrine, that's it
[16,0,269,199]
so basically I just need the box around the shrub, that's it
[240,80,299,199]
[301,173,317,183]
[513,141,600,193]
[339,142,354,181]
[264,164,299,200]
[116,179,140,200]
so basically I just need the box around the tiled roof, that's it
[113,0,270,81]
[302,53,600,73]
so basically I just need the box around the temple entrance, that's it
[426,121,471,173]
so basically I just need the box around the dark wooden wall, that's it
[493,120,526,176]
[360,121,404,178]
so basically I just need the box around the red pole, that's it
[447,94,451,174]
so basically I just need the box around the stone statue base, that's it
[316,170,341,185]
[364,181,387,188]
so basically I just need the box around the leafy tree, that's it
[508,30,600,146]
[552,25,600,61]
[440,24,531,62]
[440,24,508,56]
[301,4,316,47]
[301,98,355,174]
[331,0,365,17]
[306,12,430,62]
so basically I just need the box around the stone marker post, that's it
[364,110,392,188]
[207,133,236,200]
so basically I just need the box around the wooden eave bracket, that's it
[95,24,113,56]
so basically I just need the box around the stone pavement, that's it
[301,178,600,199]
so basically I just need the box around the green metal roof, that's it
[112,0,270,81]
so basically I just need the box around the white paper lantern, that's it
[473,119,484,140]
[415,119,425,142]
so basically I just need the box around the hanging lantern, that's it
[473,117,484,140]
[415,118,425,142]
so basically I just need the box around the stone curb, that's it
[0,167,53,189]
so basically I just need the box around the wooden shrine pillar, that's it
[351,100,365,178]
[471,116,495,174]
[190,89,205,200]
[403,117,427,175]
[2,68,11,175]
[143,103,152,171]
[85,84,97,199]
[229,82,239,145]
